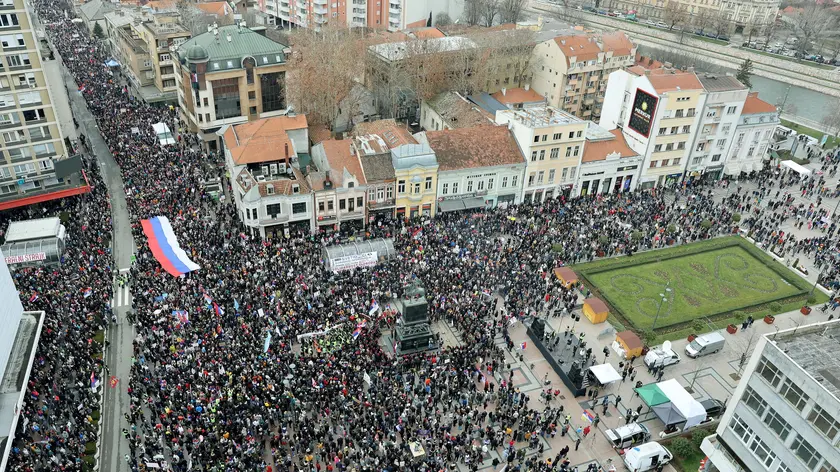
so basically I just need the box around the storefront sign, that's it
[616,165,638,172]
[628,89,658,138]
[330,252,378,272]
[5,252,47,264]
[439,192,477,201]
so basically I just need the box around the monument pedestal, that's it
[393,280,436,355]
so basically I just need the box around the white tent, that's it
[657,379,707,430]
[589,363,622,385]
[781,160,811,177]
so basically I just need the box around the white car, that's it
[656,21,667,28]
[645,19,656,25]
[644,345,681,368]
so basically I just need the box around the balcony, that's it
[259,213,289,225]
[368,198,395,210]
[313,4,327,14]
[343,209,365,219]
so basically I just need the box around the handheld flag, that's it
[520,341,527,351]
[90,372,99,391]
[29,293,38,303]
[83,288,93,298]
[352,320,367,340]
[213,302,224,316]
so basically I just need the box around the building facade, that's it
[726,92,778,176]
[600,69,707,189]
[353,133,396,222]
[530,32,636,120]
[700,320,840,472]
[496,106,588,202]
[222,115,314,237]
[0,0,82,210]
[607,0,779,34]
[392,142,438,219]
[175,24,288,151]
[576,124,642,196]
[420,125,525,212]
[686,74,748,182]
[309,138,368,232]
[258,0,462,31]
[134,14,191,98]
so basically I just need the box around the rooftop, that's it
[143,19,191,37]
[195,1,231,17]
[359,152,396,182]
[79,0,114,21]
[553,34,601,65]
[176,25,287,70]
[697,74,746,92]
[468,93,509,116]
[409,27,445,39]
[315,138,367,188]
[426,91,492,129]
[369,36,477,62]
[353,119,417,148]
[742,92,778,115]
[502,106,583,128]
[582,128,637,163]
[599,31,634,56]
[223,115,308,165]
[424,125,524,172]
[491,87,546,106]
[647,72,704,94]
[772,320,840,398]
[391,143,437,171]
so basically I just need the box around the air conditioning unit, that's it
[256,175,266,182]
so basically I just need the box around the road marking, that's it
[111,283,131,308]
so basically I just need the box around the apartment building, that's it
[726,92,778,176]
[259,0,462,31]
[352,133,396,222]
[600,68,707,189]
[420,125,526,211]
[607,0,778,34]
[175,24,288,151]
[530,32,636,120]
[309,138,368,232]
[700,320,840,472]
[686,74,748,182]
[222,115,314,237]
[576,123,642,196]
[0,0,83,210]
[496,106,588,202]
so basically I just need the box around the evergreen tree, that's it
[736,58,753,88]
[93,22,105,39]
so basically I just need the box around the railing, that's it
[259,214,290,225]
[367,198,395,209]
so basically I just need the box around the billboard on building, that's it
[628,89,658,138]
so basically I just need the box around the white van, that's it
[623,442,672,472]
[152,122,176,147]
[685,332,725,358]
[606,423,651,449]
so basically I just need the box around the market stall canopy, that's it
[553,266,578,287]
[635,383,670,406]
[658,379,707,429]
[652,402,686,426]
[589,363,621,384]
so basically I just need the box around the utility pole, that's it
[650,283,672,331]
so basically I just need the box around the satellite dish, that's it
[662,340,672,351]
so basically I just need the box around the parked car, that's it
[623,442,673,472]
[645,19,656,25]
[606,423,651,449]
[597,9,608,15]
[644,342,681,368]
[685,332,725,358]
[718,35,729,42]
[656,21,667,28]
[583,5,596,12]
[700,398,725,420]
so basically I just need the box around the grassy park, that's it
[575,237,823,339]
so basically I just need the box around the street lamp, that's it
[651,285,672,331]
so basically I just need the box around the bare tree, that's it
[710,10,731,38]
[821,99,840,138]
[434,11,453,26]
[745,15,765,45]
[499,0,527,24]
[734,330,760,378]
[481,0,501,27]
[463,0,483,26]
[663,2,689,32]
[553,0,582,25]
[399,39,449,118]
[287,27,367,127]
[790,4,833,60]
[692,9,712,35]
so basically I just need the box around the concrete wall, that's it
[0,249,24,380]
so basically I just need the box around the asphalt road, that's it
[57,59,137,472]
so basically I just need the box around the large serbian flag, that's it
[141,216,200,277]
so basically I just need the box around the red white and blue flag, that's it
[29,293,38,302]
[352,320,367,340]
[141,216,200,277]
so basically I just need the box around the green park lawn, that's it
[575,238,813,334]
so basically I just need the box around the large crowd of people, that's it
[3,0,840,471]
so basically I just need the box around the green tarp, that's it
[635,384,670,406]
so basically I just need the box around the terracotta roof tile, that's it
[582,130,637,163]
[647,72,703,93]
[491,88,546,105]
[600,31,633,56]
[320,138,367,186]
[224,115,308,165]
[425,125,524,171]
[553,35,601,66]
[741,93,777,115]
[427,92,492,128]
[411,27,445,39]
[255,167,310,197]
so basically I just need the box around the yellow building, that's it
[496,106,588,202]
[530,32,636,120]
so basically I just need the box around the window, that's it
[673,158,681,166]
[565,147,572,157]
[16,72,35,87]
[808,405,840,440]
[292,202,306,214]
[339,199,346,210]
[487,178,494,190]
[561,168,568,181]
[8,147,30,160]
[654,144,662,152]
[0,14,19,27]
[477,180,484,191]
[425,176,432,190]
[573,146,580,157]
[677,142,685,150]
[398,180,405,194]
[511,175,517,187]
[318,201,325,212]
[748,146,755,156]
[721,124,730,134]
[327,200,334,211]
[537,171,544,184]
[501,176,508,188]
[749,435,776,469]
[452,182,458,194]
[763,407,791,440]
[791,435,820,470]
[541,135,547,142]
[569,168,575,180]
[0,33,23,48]
[659,127,666,135]
[780,379,809,411]
[697,142,706,152]
[727,106,737,114]
[386,186,393,199]
[757,358,782,387]
[539,150,545,161]
[568,131,574,139]
[661,159,669,166]
[531,151,538,162]
[553,133,561,140]
[32,143,54,156]
[528,172,535,186]
[413,183,420,194]
[266,203,281,217]
[650,160,657,168]
[712,154,721,162]
[548,169,555,183]
[2,129,22,143]
[665,143,673,151]
[716,139,726,149]
[576,130,582,138]
[533,135,540,143]
[687,108,695,117]
[670,126,678,134]
[0,112,18,124]
[466,180,473,192]
[682,125,690,133]
[442,183,448,195]
[675,109,684,118]
[17,90,39,105]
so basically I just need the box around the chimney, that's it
[226,33,232,42]
[502,88,507,96]
[524,84,530,91]
[284,142,289,163]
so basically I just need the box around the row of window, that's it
[1,125,49,144]
[532,129,584,144]
[0,71,36,89]
[0,159,52,179]
[317,196,364,213]
[244,202,307,221]
[658,125,691,136]
[528,167,575,187]
[397,177,433,195]
[367,185,394,202]
[530,145,582,161]
[653,142,686,153]
[649,158,681,168]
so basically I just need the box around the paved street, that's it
[55,56,137,472]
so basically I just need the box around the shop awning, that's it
[589,364,621,384]
[438,200,465,212]
[462,197,485,210]
[635,383,670,406]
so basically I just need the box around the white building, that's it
[701,320,840,472]
[308,139,368,232]
[222,115,315,237]
[686,74,749,182]
[726,92,779,176]
[419,125,526,211]
[576,123,642,196]
[600,68,707,189]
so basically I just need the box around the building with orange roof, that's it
[194,1,234,22]
[530,31,636,120]
[600,67,707,189]
[727,92,779,176]
[491,87,547,110]
[222,116,314,237]
[418,125,526,211]
[576,124,642,196]
[308,139,368,231]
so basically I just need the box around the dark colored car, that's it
[700,398,724,421]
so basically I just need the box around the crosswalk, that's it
[111,269,132,309]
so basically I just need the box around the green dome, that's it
[185,44,209,63]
